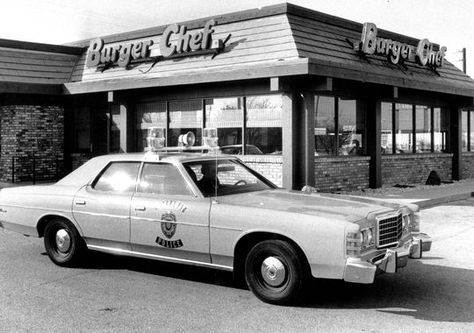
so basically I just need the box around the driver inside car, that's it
[197,162,220,197]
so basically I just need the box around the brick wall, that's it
[314,156,370,192]
[0,104,64,182]
[71,153,92,171]
[382,153,452,185]
[462,152,474,178]
[240,155,283,187]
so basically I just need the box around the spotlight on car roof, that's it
[146,127,165,152]
[203,127,218,148]
[178,131,196,148]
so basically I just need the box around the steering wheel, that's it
[234,180,247,186]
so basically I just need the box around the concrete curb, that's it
[413,192,474,209]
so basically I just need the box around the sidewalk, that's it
[347,179,474,209]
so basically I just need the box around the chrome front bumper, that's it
[343,233,432,284]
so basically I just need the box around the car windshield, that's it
[183,159,276,197]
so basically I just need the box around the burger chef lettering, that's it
[86,19,221,68]
[355,22,446,68]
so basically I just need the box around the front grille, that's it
[377,212,403,248]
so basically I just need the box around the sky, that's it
[1,0,473,74]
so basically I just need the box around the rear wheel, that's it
[244,240,306,305]
[44,219,84,266]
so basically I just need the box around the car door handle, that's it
[134,206,146,211]
[75,200,86,206]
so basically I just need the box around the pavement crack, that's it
[34,270,95,288]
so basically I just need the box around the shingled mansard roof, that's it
[0,3,473,97]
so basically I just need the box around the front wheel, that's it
[44,219,85,267]
[244,240,306,305]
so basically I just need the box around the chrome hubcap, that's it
[55,229,71,253]
[261,256,286,287]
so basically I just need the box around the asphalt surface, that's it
[1,200,474,332]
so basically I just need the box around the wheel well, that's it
[36,215,73,237]
[233,232,310,284]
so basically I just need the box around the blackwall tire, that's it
[43,219,84,267]
[244,240,306,305]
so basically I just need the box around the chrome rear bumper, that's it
[343,233,432,284]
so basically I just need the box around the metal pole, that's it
[463,48,467,74]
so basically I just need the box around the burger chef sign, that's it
[355,22,447,68]
[86,19,224,69]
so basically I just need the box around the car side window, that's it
[138,163,193,196]
[92,162,140,193]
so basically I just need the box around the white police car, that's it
[0,128,431,304]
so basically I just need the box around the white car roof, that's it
[56,152,237,186]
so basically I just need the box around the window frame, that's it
[314,94,366,156]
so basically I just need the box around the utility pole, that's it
[462,47,467,74]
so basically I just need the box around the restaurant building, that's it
[1,3,474,191]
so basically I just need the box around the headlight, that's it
[402,215,411,232]
[403,213,420,232]
[346,226,375,256]
[361,227,375,248]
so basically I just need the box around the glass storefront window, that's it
[462,111,468,151]
[415,105,431,153]
[245,95,282,155]
[470,111,474,151]
[433,108,447,152]
[110,105,122,153]
[136,102,167,151]
[395,103,413,153]
[381,102,393,154]
[338,98,365,155]
[314,96,335,155]
[169,99,203,146]
[74,107,91,151]
[205,97,243,152]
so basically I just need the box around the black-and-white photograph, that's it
[1,0,473,332]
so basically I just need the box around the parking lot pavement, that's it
[1,200,473,332]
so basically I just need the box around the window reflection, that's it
[169,100,202,146]
[462,111,468,151]
[381,102,393,154]
[470,111,474,151]
[395,104,413,153]
[205,97,243,152]
[93,162,140,193]
[245,95,282,155]
[314,96,365,156]
[136,102,167,151]
[314,96,335,155]
[339,98,365,155]
[433,108,448,152]
[415,105,431,153]
[138,163,192,196]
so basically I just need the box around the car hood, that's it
[216,190,403,222]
